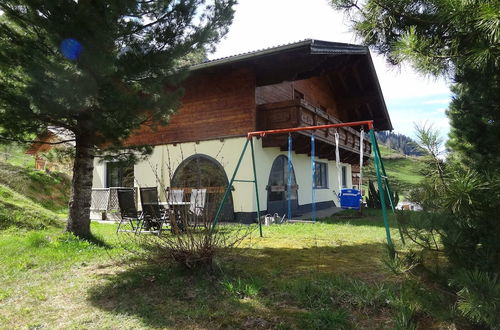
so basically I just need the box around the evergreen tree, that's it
[0,0,236,238]
[329,0,500,171]
[375,131,424,156]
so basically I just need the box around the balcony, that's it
[256,99,371,164]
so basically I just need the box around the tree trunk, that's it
[66,136,95,238]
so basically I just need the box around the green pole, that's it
[369,129,394,250]
[373,138,396,211]
[372,135,406,245]
[212,139,250,230]
[250,138,263,237]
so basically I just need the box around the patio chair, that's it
[167,188,184,204]
[116,188,142,233]
[166,188,186,233]
[139,187,168,235]
[189,188,207,227]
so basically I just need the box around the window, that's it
[341,165,347,188]
[314,162,328,189]
[106,161,134,188]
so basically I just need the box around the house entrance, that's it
[266,155,298,216]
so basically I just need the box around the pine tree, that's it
[0,1,236,238]
[330,0,500,171]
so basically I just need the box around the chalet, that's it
[26,127,75,173]
[90,39,392,222]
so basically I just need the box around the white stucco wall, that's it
[91,136,353,213]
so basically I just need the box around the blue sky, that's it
[210,0,452,140]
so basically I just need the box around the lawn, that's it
[0,211,458,329]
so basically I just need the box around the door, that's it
[266,155,299,216]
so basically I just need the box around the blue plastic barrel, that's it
[339,188,362,210]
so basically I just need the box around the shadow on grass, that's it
[320,208,415,230]
[87,242,392,328]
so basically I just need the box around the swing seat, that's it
[339,188,362,210]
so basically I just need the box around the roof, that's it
[25,127,75,155]
[191,39,368,70]
[190,39,392,131]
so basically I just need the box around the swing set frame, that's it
[211,120,400,249]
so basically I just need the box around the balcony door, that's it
[267,155,298,216]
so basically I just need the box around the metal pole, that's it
[248,120,374,138]
[311,134,316,222]
[372,135,405,245]
[287,133,293,221]
[250,138,263,237]
[369,128,393,250]
[212,139,250,230]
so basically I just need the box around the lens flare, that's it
[60,38,82,60]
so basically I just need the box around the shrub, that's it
[129,225,251,270]
[366,180,399,209]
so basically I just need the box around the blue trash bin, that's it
[339,188,362,210]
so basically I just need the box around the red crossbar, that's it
[247,120,374,139]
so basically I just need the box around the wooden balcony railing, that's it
[257,99,371,161]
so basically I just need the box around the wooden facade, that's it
[125,67,256,146]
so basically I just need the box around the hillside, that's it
[0,184,64,230]
[0,144,69,229]
[365,144,426,199]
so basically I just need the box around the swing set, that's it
[212,120,400,249]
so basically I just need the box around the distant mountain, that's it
[375,132,425,156]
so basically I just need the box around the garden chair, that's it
[139,187,168,235]
[189,188,207,227]
[116,188,142,233]
[166,188,186,233]
[167,188,184,204]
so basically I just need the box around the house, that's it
[90,39,392,222]
[25,127,75,173]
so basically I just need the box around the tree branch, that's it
[0,135,76,145]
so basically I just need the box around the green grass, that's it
[0,160,71,213]
[0,184,64,230]
[365,144,426,199]
[0,211,463,329]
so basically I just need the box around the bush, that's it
[366,180,399,209]
[128,224,251,270]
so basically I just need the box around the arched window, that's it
[171,154,234,221]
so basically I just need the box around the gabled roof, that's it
[191,39,392,131]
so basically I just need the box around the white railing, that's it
[90,187,138,213]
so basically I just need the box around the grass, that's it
[0,184,64,230]
[365,145,426,199]
[0,209,463,329]
[0,161,71,213]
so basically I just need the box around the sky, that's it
[210,0,452,140]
